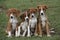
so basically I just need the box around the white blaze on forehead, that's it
[10,13,14,17]
[40,7,44,13]
[40,10,44,13]
[31,13,34,16]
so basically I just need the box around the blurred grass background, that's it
[0,0,60,40]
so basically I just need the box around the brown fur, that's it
[6,8,20,34]
[27,8,37,13]
[36,5,50,36]
[7,8,20,17]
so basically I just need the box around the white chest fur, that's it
[29,18,37,28]
[40,15,47,27]
[41,15,47,21]
[20,21,28,31]
[9,18,18,30]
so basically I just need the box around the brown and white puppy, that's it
[6,8,20,37]
[18,11,29,37]
[27,8,37,37]
[37,5,51,37]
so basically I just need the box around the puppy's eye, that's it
[39,9,41,11]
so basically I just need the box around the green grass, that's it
[0,0,60,40]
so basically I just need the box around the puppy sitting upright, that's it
[6,8,20,37]
[27,8,37,36]
[18,11,29,37]
[37,5,51,37]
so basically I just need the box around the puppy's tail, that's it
[50,28,55,34]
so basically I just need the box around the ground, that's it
[0,0,60,40]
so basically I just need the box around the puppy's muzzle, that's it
[32,15,34,18]
[10,16,13,19]
[41,13,44,15]
[26,18,29,22]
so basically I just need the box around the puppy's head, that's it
[37,5,48,16]
[30,13,35,18]
[7,8,20,19]
[27,8,37,13]
[20,11,29,22]
[27,8,37,18]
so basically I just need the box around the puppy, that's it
[27,8,37,37]
[18,11,29,37]
[6,8,20,37]
[37,5,51,37]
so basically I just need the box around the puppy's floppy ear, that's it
[27,8,37,13]
[44,5,48,9]
[37,6,41,11]
[35,8,37,12]
[20,13,25,20]
[35,8,37,11]
[20,14,23,19]
[6,9,11,17]
[37,5,40,8]
[16,10,20,17]
[27,9,30,13]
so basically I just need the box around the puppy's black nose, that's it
[11,16,13,19]
[26,18,29,21]
[26,18,29,20]
[32,15,34,18]
[41,13,43,15]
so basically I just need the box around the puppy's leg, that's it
[7,31,11,37]
[22,29,27,37]
[17,26,21,37]
[27,26,30,37]
[38,22,42,37]
[35,23,38,36]
[15,25,18,37]
[6,23,12,37]
[45,21,51,37]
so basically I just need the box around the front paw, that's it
[15,34,19,37]
[47,34,51,37]
[27,35,31,37]
[17,34,21,37]
[22,34,25,37]
[39,35,42,37]
[34,34,38,36]
[7,35,12,37]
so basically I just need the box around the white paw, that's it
[17,34,20,37]
[47,35,51,37]
[34,34,38,36]
[27,35,31,37]
[7,31,12,37]
[15,31,18,37]
[15,34,19,37]
[22,35,25,37]
[39,35,42,37]
[15,35,18,37]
